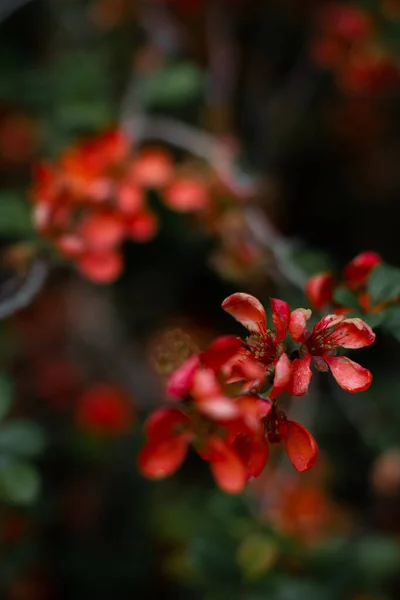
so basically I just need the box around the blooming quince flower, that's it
[221,293,292,394]
[289,311,375,395]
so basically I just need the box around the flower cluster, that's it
[139,292,375,493]
[31,130,210,283]
[306,251,382,314]
[311,3,399,95]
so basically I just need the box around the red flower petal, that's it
[130,148,174,188]
[324,355,372,392]
[343,251,381,288]
[224,355,265,388]
[201,335,243,372]
[117,182,143,214]
[306,273,333,310]
[331,318,376,349]
[138,435,188,479]
[284,421,318,472]
[232,433,269,479]
[124,210,158,242]
[270,298,290,343]
[222,293,267,334]
[206,437,247,494]
[79,211,125,250]
[164,178,209,212]
[192,369,240,421]
[289,308,312,343]
[77,249,123,283]
[288,355,313,396]
[166,354,200,399]
[270,353,291,400]
[145,407,190,439]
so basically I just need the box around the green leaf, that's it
[354,535,400,580]
[0,374,13,421]
[140,63,204,108]
[377,304,400,342]
[332,287,359,310]
[367,264,400,305]
[291,248,334,277]
[0,459,40,505]
[0,193,35,238]
[57,102,113,131]
[0,420,46,457]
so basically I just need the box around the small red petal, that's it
[77,249,123,283]
[57,234,85,257]
[324,355,372,392]
[289,355,313,396]
[145,407,190,438]
[343,251,381,288]
[270,298,290,343]
[232,433,269,479]
[166,355,200,399]
[206,437,247,494]
[332,318,376,349]
[222,293,267,334]
[130,148,173,188]
[192,369,240,421]
[284,420,318,472]
[289,308,312,343]
[164,178,209,212]
[138,435,188,479]
[79,211,124,250]
[124,211,158,242]
[201,335,243,372]
[306,273,334,310]
[117,182,144,214]
[270,353,291,400]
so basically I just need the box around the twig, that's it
[0,256,48,320]
[0,0,32,22]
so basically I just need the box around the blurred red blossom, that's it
[306,251,384,314]
[76,383,135,435]
[31,131,212,283]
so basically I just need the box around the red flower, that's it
[306,273,334,310]
[138,407,192,479]
[166,335,242,399]
[164,178,210,212]
[265,406,318,472]
[289,311,375,395]
[222,293,292,393]
[342,251,382,289]
[138,395,270,494]
[76,383,134,435]
[306,251,382,312]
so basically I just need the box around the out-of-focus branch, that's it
[0,255,48,320]
[0,0,32,22]
[122,113,306,288]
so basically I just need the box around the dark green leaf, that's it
[0,459,40,505]
[0,193,35,238]
[367,264,400,305]
[332,287,359,310]
[0,420,46,457]
[0,374,13,421]
[140,63,204,108]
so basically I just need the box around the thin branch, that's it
[0,0,33,22]
[0,256,48,320]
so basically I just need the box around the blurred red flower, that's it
[76,383,135,435]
